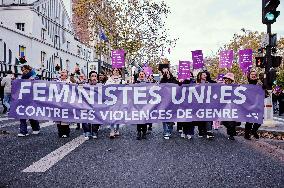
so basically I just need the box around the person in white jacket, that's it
[105,68,125,138]
[1,70,14,113]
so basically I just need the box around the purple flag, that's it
[10,80,265,124]
[192,50,204,69]
[112,49,125,68]
[219,50,234,68]
[178,61,191,80]
[143,67,153,77]
[239,49,253,73]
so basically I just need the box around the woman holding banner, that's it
[221,73,240,140]
[17,65,41,137]
[177,78,196,140]
[196,71,214,139]
[135,71,148,140]
[160,68,178,139]
[82,71,101,140]
[244,70,262,140]
[56,70,71,138]
[105,68,125,138]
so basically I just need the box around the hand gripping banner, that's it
[10,80,265,124]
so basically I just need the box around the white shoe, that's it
[92,135,98,139]
[61,135,68,138]
[186,135,192,140]
[84,136,90,140]
[178,130,183,133]
[114,130,120,136]
[17,133,29,137]
[32,131,40,135]
[181,133,185,138]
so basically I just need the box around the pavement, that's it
[0,113,284,187]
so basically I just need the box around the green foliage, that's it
[205,29,284,83]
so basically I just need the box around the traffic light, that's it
[262,0,280,24]
[255,57,265,68]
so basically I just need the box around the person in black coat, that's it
[177,78,196,139]
[160,68,178,139]
[244,70,262,140]
[135,71,148,140]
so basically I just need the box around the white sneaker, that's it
[32,131,40,135]
[61,135,68,138]
[84,136,90,140]
[164,136,170,140]
[114,130,120,136]
[186,135,192,140]
[92,135,98,139]
[181,133,185,138]
[17,133,29,137]
[178,130,183,133]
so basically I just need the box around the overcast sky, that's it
[63,0,284,65]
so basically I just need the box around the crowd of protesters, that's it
[0,64,271,141]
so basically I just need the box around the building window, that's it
[41,51,46,63]
[55,35,60,49]
[41,28,46,40]
[16,23,25,31]
[19,45,26,58]
[67,41,70,51]
[77,46,81,56]
[66,60,70,72]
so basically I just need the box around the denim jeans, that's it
[163,122,173,135]
[3,93,11,111]
[19,119,40,134]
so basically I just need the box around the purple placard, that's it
[143,67,153,77]
[178,61,191,80]
[219,50,234,68]
[217,74,225,81]
[10,80,265,124]
[239,49,253,73]
[112,49,125,68]
[192,50,204,69]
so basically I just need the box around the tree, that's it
[204,29,284,83]
[73,0,177,69]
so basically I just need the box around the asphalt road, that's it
[0,116,283,188]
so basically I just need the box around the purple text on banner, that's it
[112,49,125,68]
[192,50,204,69]
[219,50,234,68]
[178,61,191,80]
[143,67,153,77]
[10,80,265,124]
[239,49,253,73]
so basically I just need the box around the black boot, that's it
[244,132,251,140]
[252,132,259,139]
[136,132,142,140]
[76,123,80,130]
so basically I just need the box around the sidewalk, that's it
[236,115,284,140]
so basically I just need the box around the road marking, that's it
[0,121,18,128]
[0,117,14,122]
[22,135,86,173]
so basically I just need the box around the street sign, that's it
[261,34,269,48]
